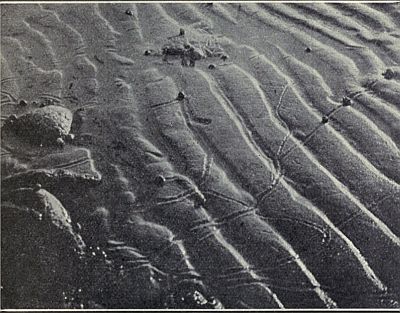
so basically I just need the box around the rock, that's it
[66,133,75,143]
[154,175,166,187]
[342,96,352,107]
[19,99,28,106]
[4,105,73,146]
[1,187,85,308]
[176,92,185,101]
[382,68,395,80]
[56,137,66,148]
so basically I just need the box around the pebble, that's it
[382,68,395,80]
[33,183,42,192]
[154,175,166,187]
[342,96,352,107]
[66,133,75,142]
[56,137,65,148]
[177,92,186,101]
[19,99,28,106]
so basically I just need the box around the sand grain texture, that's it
[1,3,400,309]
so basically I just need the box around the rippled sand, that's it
[1,3,400,309]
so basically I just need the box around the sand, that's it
[1,2,400,309]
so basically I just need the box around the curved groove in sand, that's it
[144,69,396,305]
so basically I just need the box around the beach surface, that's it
[1,3,400,309]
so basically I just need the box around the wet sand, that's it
[1,3,400,309]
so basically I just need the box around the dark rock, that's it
[154,175,166,187]
[56,137,65,148]
[19,99,28,106]
[1,188,85,308]
[176,92,185,101]
[342,96,352,107]
[66,133,75,143]
[382,68,395,80]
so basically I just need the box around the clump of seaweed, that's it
[144,30,227,67]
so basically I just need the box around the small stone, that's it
[382,68,395,80]
[125,9,133,16]
[220,55,229,61]
[19,99,28,106]
[342,96,352,107]
[9,114,17,122]
[208,64,216,70]
[66,133,75,142]
[321,116,329,124]
[154,175,166,187]
[305,47,312,53]
[176,92,185,101]
[56,137,65,148]
[33,183,42,192]
[179,28,185,36]
[144,50,151,56]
